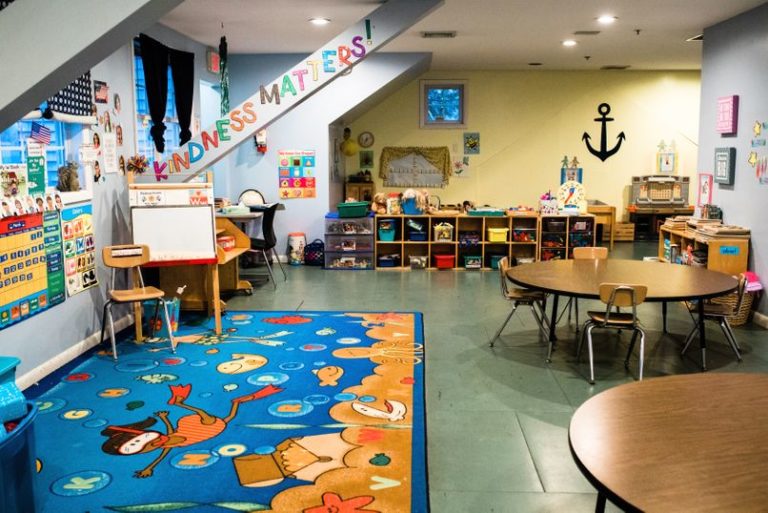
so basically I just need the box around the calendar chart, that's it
[0,213,51,328]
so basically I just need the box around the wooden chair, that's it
[489,257,549,349]
[564,247,609,330]
[682,273,746,364]
[101,245,176,360]
[577,283,647,384]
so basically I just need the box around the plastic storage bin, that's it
[0,402,38,513]
[0,357,26,424]
[325,214,373,235]
[487,227,509,242]
[434,254,455,269]
[408,231,427,241]
[377,254,401,267]
[433,223,454,242]
[325,252,373,270]
[512,229,537,242]
[378,219,397,241]
[546,220,566,232]
[463,255,482,269]
[409,255,428,269]
[401,197,423,215]
[490,255,505,269]
[338,202,369,218]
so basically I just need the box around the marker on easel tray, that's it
[365,19,372,44]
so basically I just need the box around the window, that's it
[0,120,82,187]
[420,80,467,128]
[134,39,181,161]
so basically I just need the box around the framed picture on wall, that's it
[697,173,713,207]
[714,147,736,185]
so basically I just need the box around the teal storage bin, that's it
[378,219,397,241]
[0,402,38,513]
[0,357,26,424]
[338,202,369,218]
[491,255,505,269]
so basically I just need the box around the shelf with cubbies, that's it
[324,213,374,270]
[657,226,748,275]
[538,214,596,261]
[373,213,541,270]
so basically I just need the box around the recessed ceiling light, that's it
[308,17,331,26]
[597,15,617,25]
[562,40,578,47]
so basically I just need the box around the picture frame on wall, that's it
[359,150,374,169]
[714,147,736,185]
[697,173,713,207]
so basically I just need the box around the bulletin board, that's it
[131,206,217,263]
[0,209,65,330]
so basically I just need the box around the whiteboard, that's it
[131,206,216,262]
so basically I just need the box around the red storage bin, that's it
[434,254,455,269]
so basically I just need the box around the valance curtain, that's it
[379,146,453,185]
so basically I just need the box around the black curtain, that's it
[139,34,194,153]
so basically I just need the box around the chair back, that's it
[573,246,608,260]
[598,283,647,325]
[731,273,748,314]
[102,245,150,268]
[260,203,279,248]
[497,257,511,297]
[238,189,265,207]
[102,245,150,290]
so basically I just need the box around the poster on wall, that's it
[102,132,118,174]
[0,208,65,330]
[278,150,316,199]
[61,204,98,296]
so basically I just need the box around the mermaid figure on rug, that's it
[101,383,283,477]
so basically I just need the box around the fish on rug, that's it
[32,311,427,512]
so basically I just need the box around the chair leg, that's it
[576,321,591,359]
[574,299,579,333]
[586,324,596,384]
[160,298,177,353]
[531,304,548,342]
[637,327,646,381]
[489,305,517,347]
[271,247,287,280]
[719,319,742,361]
[262,249,277,290]
[106,302,118,361]
[100,301,110,351]
[681,325,698,356]
[625,330,639,368]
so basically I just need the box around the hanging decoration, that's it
[219,34,230,117]
[339,127,359,156]
[126,155,149,175]
[380,146,452,188]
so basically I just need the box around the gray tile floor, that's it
[227,242,767,512]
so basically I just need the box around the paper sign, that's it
[102,133,118,174]
[26,156,46,195]
[27,139,45,158]
[79,144,99,162]
[720,246,740,255]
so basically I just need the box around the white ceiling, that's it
[161,0,765,70]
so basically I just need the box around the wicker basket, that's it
[711,292,756,327]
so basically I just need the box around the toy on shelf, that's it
[371,193,387,214]
[539,191,558,214]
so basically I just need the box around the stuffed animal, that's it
[56,162,80,192]
[371,193,387,214]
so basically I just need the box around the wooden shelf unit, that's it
[658,226,748,275]
[539,214,597,261]
[373,213,542,270]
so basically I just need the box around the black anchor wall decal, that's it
[582,103,626,161]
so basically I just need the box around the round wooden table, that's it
[506,260,738,369]
[569,373,768,512]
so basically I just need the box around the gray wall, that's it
[699,4,768,314]
[1,24,216,378]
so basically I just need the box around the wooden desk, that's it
[507,259,738,368]
[587,205,615,251]
[155,218,251,336]
[569,373,768,512]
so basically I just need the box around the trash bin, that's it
[0,401,38,513]
[288,232,306,265]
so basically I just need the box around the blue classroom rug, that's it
[32,311,427,513]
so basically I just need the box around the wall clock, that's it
[358,131,375,148]
[557,180,587,212]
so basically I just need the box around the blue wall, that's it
[699,4,768,315]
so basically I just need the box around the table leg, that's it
[595,492,607,513]
[698,299,707,371]
[549,294,559,343]
[662,301,668,333]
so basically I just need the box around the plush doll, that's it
[56,162,80,192]
[371,193,388,214]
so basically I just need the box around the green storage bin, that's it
[463,255,482,269]
[490,255,505,269]
[338,202,369,218]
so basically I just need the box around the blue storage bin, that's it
[401,197,423,215]
[0,402,38,513]
[0,357,26,424]
[409,231,427,241]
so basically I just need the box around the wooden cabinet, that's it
[658,226,748,275]
[344,182,375,202]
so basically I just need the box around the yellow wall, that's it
[347,70,700,217]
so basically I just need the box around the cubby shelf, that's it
[658,226,748,275]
